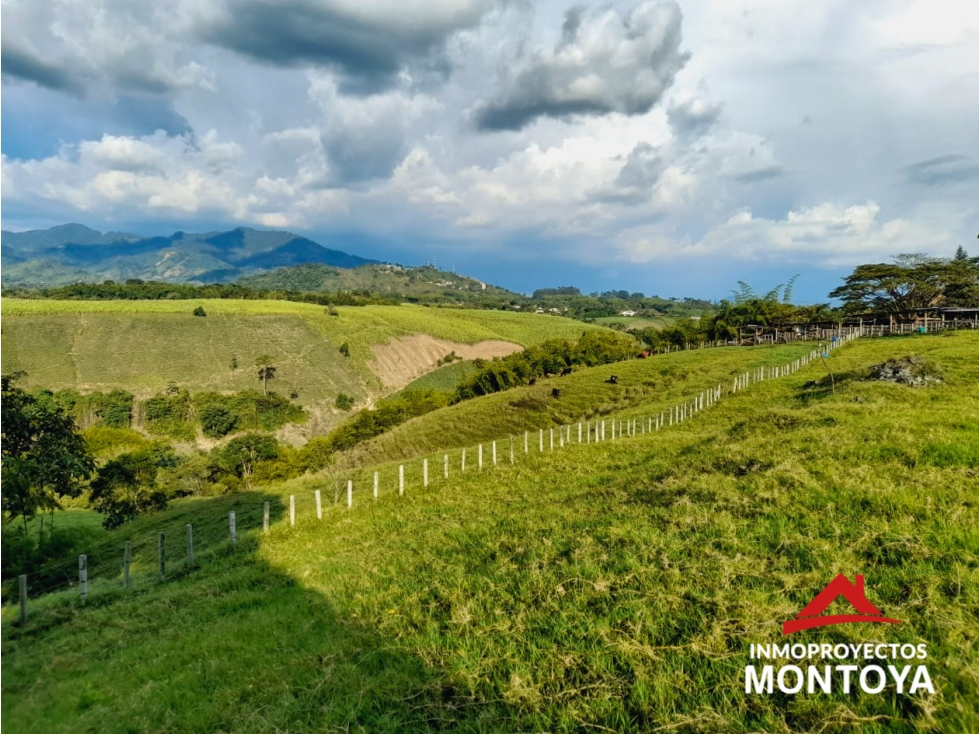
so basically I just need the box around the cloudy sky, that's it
[2,0,977,301]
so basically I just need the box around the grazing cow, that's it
[607,375,618,385]
[551,388,561,398]
[560,367,573,377]
[529,378,537,386]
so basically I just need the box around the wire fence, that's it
[5,332,865,624]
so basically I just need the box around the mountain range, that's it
[1,224,377,286]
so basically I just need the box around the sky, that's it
[2,0,978,302]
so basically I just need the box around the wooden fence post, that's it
[493,441,498,465]
[347,480,353,508]
[374,471,380,499]
[187,524,194,565]
[423,458,429,487]
[510,436,515,464]
[462,448,466,472]
[539,429,544,452]
[524,431,529,453]
[263,502,270,533]
[478,444,484,469]
[550,428,554,450]
[399,465,405,495]
[443,456,449,480]
[289,495,295,526]
[78,555,88,602]
[315,489,322,519]
[559,428,564,448]
[18,575,27,624]
[124,541,131,588]
[229,511,237,546]
[578,422,583,443]
[158,532,165,581]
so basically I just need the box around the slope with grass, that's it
[340,341,821,467]
[1,299,607,437]
[3,332,977,733]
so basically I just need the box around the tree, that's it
[256,355,277,396]
[216,434,279,490]
[1,375,95,538]
[830,254,977,317]
[89,445,175,528]
[955,245,968,261]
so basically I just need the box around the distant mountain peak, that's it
[1,223,378,287]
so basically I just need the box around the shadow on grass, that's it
[1,492,462,734]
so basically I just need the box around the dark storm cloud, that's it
[474,1,688,131]
[902,154,979,186]
[0,45,84,95]
[200,0,492,92]
[735,166,785,183]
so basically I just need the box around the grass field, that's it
[3,331,977,732]
[1,299,604,422]
[389,359,480,398]
[341,341,820,467]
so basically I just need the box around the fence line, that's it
[9,332,866,620]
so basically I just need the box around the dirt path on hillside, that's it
[368,335,523,390]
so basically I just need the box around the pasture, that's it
[3,331,977,732]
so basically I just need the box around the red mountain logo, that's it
[783,574,902,635]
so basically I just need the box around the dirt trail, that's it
[368,334,522,390]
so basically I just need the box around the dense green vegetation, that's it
[454,331,638,400]
[3,331,977,732]
[2,280,400,306]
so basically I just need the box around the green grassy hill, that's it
[1,300,606,435]
[3,331,977,732]
[340,341,819,467]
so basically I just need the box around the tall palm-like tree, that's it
[256,354,277,396]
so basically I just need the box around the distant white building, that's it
[619,310,637,317]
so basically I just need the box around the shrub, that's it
[339,342,351,357]
[193,306,207,317]
[335,393,355,410]
[199,404,239,438]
